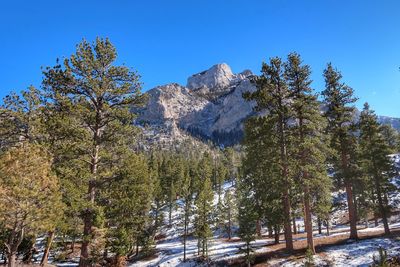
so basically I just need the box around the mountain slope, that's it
[136,63,399,147]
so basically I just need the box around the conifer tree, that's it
[284,53,331,253]
[242,116,284,244]
[379,124,399,153]
[237,174,257,267]
[42,37,146,266]
[358,103,395,235]
[222,188,237,240]
[104,153,152,264]
[181,162,193,262]
[194,176,214,258]
[0,144,63,267]
[321,63,359,239]
[0,86,43,149]
[244,57,294,250]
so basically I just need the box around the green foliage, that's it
[194,175,214,257]
[237,175,258,266]
[41,37,148,263]
[304,247,315,267]
[358,103,396,234]
[104,153,153,256]
[371,247,389,267]
[0,144,63,264]
[321,63,359,239]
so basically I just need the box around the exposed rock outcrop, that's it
[136,63,400,147]
[137,64,256,146]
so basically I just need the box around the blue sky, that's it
[1,0,399,116]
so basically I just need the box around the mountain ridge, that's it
[136,63,400,147]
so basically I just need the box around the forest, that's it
[0,38,399,267]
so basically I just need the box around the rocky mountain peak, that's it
[187,63,234,91]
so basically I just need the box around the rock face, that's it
[187,63,234,91]
[137,64,256,146]
[136,63,400,147]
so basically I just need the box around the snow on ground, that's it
[266,221,400,267]
[128,172,400,266]
[267,236,400,267]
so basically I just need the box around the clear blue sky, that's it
[1,0,399,116]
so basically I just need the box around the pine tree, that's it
[0,144,63,267]
[358,103,396,235]
[42,37,146,266]
[321,63,359,239]
[194,176,214,259]
[242,116,284,244]
[104,153,152,264]
[379,124,399,153]
[244,57,294,250]
[222,188,237,240]
[237,174,258,267]
[284,53,331,253]
[181,162,193,262]
[0,86,43,149]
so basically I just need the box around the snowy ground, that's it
[268,237,400,267]
[129,169,400,267]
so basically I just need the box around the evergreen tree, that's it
[242,116,284,244]
[379,124,399,153]
[284,53,331,253]
[42,37,146,266]
[0,144,63,267]
[222,188,237,240]
[0,86,43,149]
[237,174,258,267]
[321,63,359,239]
[181,162,193,262]
[194,176,214,258]
[358,103,396,235]
[104,153,152,264]
[244,57,294,250]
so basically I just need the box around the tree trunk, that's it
[168,200,173,226]
[326,219,330,236]
[79,137,99,267]
[376,185,390,235]
[279,113,293,251]
[374,214,379,227]
[303,186,315,253]
[183,206,188,261]
[274,225,280,244]
[342,151,358,239]
[7,253,16,267]
[268,224,273,238]
[256,219,262,238]
[228,207,232,240]
[292,216,297,235]
[317,218,322,235]
[112,255,126,267]
[6,228,24,267]
[41,231,55,266]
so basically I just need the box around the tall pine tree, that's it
[321,63,359,239]
[284,53,331,253]
[42,37,146,266]
[358,103,396,235]
[244,57,294,250]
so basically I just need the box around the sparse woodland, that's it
[0,38,399,267]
